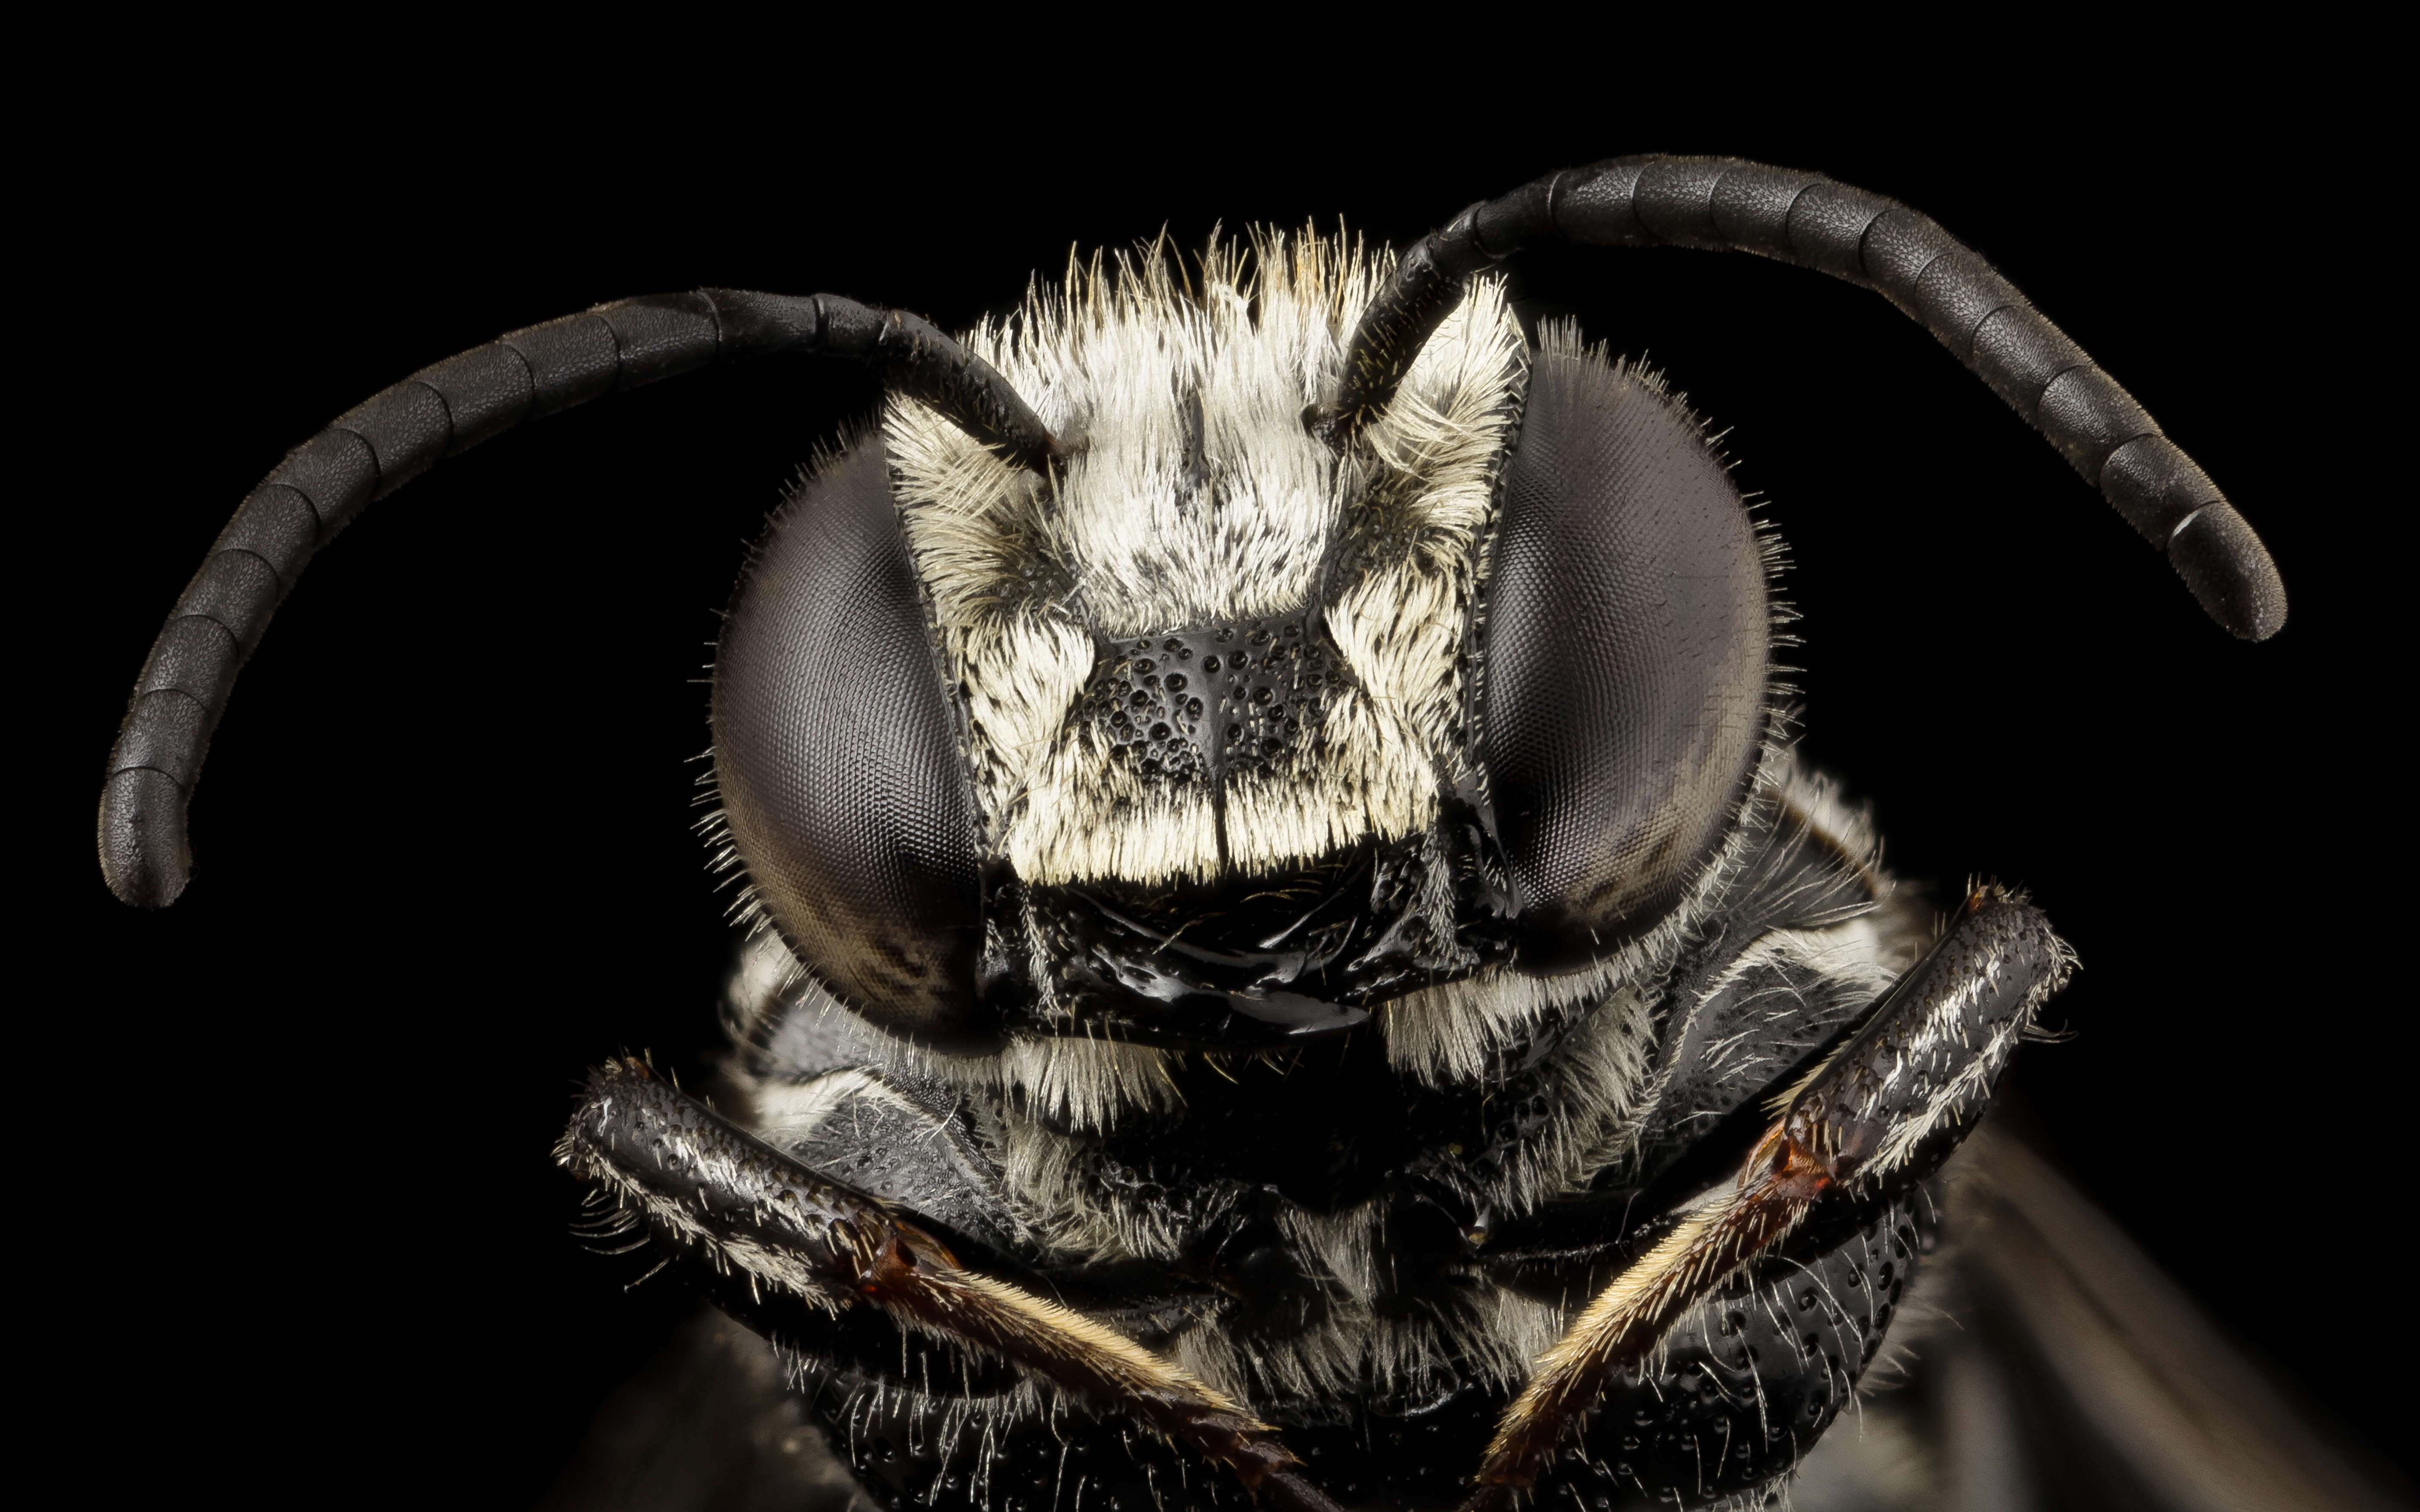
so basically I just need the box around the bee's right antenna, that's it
[1320,155,2286,644]
[97,290,1061,909]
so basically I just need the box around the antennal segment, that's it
[98,290,1060,908]
[1322,156,2285,643]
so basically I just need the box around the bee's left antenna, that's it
[98,289,1060,908]
[1322,155,2286,644]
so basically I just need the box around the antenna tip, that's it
[98,769,192,907]
[2168,504,2287,641]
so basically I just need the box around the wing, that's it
[1794,1128,2409,1512]
[536,1309,873,1512]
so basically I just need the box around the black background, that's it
[34,44,2395,1508]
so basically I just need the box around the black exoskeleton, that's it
[100,157,2282,1512]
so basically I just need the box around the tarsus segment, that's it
[558,1058,1343,1512]
[1460,886,2073,1509]
[1327,155,2286,642]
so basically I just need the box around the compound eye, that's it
[1480,352,1769,973]
[711,434,991,1050]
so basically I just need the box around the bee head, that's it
[712,235,1768,1058]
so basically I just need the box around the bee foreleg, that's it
[1461,884,2074,1509]
[557,1057,1344,1512]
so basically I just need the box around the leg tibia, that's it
[557,1058,1344,1512]
[1465,886,2070,1508]
[1785,884,2075,1188]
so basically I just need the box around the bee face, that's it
[92,144,2317,1512]
[711,235,1771,1056]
